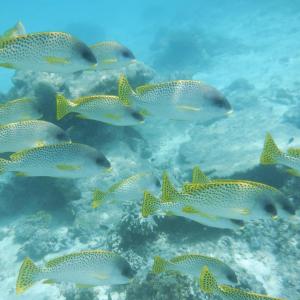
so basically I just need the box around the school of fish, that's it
[0,22,295,299]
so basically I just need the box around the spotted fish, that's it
[200,266,284,300]
[0,32,97,73]
[118,75,232,122]
[260,133,300,176]
[16,250,135,294]
[0,143,110,178]
[90,41,135,70]
[0,120,70,153]
[152,254,238,286]
[56,93,144,126]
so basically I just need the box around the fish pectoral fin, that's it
[44,56,70,65]
[76,114,88,120]
[182,206,218,221]
[176,105,201,112]
[15,172,28,177]
[286,168,300,177]
[104,113,121,121]
[232,207,250,216]
[35,140,46,147]
[76,283,96,288]
[43,279,56,285]
[0,62,15,69]
[56,164,81,171]
[93,273,109,280]
[165,211,175,216]
[102,58,118,65]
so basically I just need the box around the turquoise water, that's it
[0,1,299,299]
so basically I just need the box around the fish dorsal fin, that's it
[182,183,206,194]
[199,266,219,294]
[192,166,210,184]
[10,148,35,161]
[46,250,112,268]
[136,83,161,95]
[287,147,300,158]
[161,171,180,203]
[1,21,26,39]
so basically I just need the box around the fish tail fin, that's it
[0,158,9,174]
[92,189,106,208]
[16,257,41,295]
[118,74,135,106]
[142,191,160,217]
[56,93,73,120]
[152,256,170,274]
[260,133,282,165]
[161,171,180,203]
[199,266,219,294]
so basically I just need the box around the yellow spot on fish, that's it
[0,62,15,69]
[56,164,81,171]
[15,172,28,177]
[44,56,70,65]
[102,58,118,64]
[104,113,121,121]
[233,208,250,215]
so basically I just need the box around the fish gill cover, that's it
[0,1,299,299]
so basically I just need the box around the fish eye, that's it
[226,272,238,283]
[121,265,136,279]
[75,42,97,64]
[121,48,135,59]
[131,111,144,121]
[95,156,111,168]
[264,203,277,217]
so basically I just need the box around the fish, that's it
[0,98,42,124]
[160,172,295,221]
[0,120,70,153]
[0,142,110,178]
[0,21,26,39]
[142,190,244,230]
[90,41,135,70]
[152,255,238,286]
[16,250,135,294]
[260,133,300,176]
[0,32,97,73]
[92,172,160,208]
[200,266,284,300]
[118,75,232,122]
[56,93,144,126]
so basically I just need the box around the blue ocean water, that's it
[0,1,299,299]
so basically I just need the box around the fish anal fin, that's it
[286,168,300,177]
[43,279,56,285]
[76,283,96,288]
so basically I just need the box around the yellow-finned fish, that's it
[200,266,284,300]
[90,41,135,70]
[0,21,26,39]
[0,143,110,178]
[92,172,160,208]
[260,133,300,176]
[159,172,295,221]
[142,190,244,230]
[118,75,232,122]
[16,250,135,294]
[56,93,144,126]
[0,98,42,124]
[0,32,97,73]
[0,120,70,153]
[152,255,237,286]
